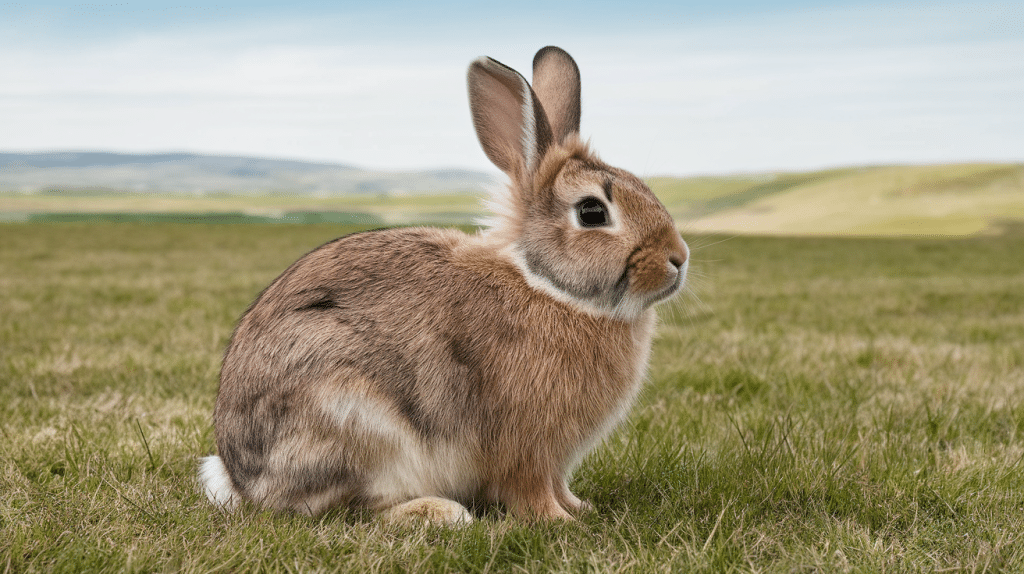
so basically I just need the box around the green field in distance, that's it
[3,162,1021,236]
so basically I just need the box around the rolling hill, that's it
[0,151,497,196]
[657,163,1024,236]
[2,153,1021,235]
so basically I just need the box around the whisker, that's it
[687,234,739,252]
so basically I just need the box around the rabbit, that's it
[198,46,689,524]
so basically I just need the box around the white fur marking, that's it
[198,455,239,511]
[476,180,516,234]
[504,244,650,321]
[326,392,479,508]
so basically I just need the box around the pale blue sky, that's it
[1,1,1021,175]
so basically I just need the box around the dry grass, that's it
[682,164,1024,236]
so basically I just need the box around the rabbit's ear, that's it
[532,46,581,144]
[468,56,553,175]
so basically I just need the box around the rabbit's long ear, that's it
[532,47,581,144]
[468,57,553,175]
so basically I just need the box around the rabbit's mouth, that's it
[649,259,687,305]
[608,253,687,312]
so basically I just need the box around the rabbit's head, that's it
[469,46,688,320]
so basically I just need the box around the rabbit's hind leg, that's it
[379,496,474,526]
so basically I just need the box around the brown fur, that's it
[202,46,688,522]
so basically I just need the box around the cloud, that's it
[571,4,1024,174]
[0,2,1021,174]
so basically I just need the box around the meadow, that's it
[2,221,1023,572]
[4,162,1021,234]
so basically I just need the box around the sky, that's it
[1,1,1021,176]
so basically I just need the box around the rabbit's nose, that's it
[668,241,688,270]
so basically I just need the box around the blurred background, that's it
[2,0,1022,234]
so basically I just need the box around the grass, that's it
[0,191,484,226]
[2,222,1024,572]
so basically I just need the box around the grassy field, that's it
[2,222,1024,572]
[0,191,485,226]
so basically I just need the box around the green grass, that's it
[0,191,484,226]
[2,222,1024,572]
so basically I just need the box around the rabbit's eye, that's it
[576,198,609,228]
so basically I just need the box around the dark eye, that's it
[575,197,609,228]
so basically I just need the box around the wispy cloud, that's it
[1,2,1020,174]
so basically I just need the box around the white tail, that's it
[198,455,240,511]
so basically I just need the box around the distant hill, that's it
[2,155,1022,236]
[0,151,497,196]
[649,163,1024,236]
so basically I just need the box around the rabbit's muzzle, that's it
[627,229,688,301]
